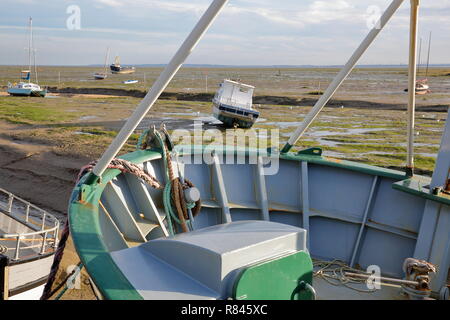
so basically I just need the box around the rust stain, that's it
[324,157,342,163]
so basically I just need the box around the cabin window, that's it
[239,87,249,93]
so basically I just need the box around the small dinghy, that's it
[123,80,139,84]
[0,188,60,300]
[60,0,449,300]
[212,79,259,128]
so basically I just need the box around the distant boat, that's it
[110,56,136,74]
[415,79,430,95]
[418,31,432,94]
[122,80,138,84]
[94,47,110,80]
[212,79,259,128]
[7,17,47,97]
[404,31,432,95]
[94,73,107,80]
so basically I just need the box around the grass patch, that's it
[0,97,75,124]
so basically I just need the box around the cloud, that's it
[1,0,450,65]
[94,0,123,7]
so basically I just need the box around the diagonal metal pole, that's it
[87,0,230,182]
[406,0,420,176]
[281,0,405,153]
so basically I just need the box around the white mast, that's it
[28,17,32,84]
[104,47,110,74]
[425,31,432,78]
[89,0,230,180]
[406,0,420,176]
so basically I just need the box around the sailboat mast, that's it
[104,47,110,74]
[34,48,38,84]
[425,31,432,78]
[417,37,422,76]
[28,17,32,83]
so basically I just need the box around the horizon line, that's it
[2,63,450,68]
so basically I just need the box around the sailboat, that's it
[405,32,432,95]
[48,0,449,301]
[7,17,47,97]
[110,56,136,74]
[94,48,110,80]
[416,31,432,95]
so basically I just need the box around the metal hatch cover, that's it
[232,251,313,300]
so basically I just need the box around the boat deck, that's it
[0,189,58,262]
[0,223,44,260]
[314,277,409,300]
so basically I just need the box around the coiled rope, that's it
[152,130,201,235]
[313,259,377,293]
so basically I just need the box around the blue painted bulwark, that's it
[69,138,450,299]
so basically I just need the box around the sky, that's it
[0,0,449,66]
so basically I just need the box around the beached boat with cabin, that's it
[110,56,136,74]
[56,0,449,300]
[0,188,59,300]
[7,18,47,98]
[212,79,259,129]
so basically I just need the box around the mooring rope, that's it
[77,158,163,189]
[40,218,71,300]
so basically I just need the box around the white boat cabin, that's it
[214,79,255,110]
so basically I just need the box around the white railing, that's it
[0,188,60,261]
